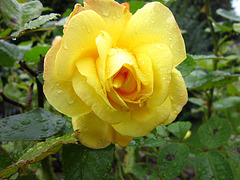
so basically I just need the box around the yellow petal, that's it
[72,112,133,149]
[43,39,91,117]
[161,68,188,125]
[55,10,106,81]
[95,31,113,92]
[75,57,113,109]
[112,98,171,137]
[63,4,86,33]
[84,0,131,45]
[72,69,130,124]
[118,2,186,67]
[133,43,173,107]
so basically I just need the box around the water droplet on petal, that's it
[63,41,69,49]
[67,98,75,104]
[57,88,62,94]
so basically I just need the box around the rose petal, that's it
[118,2,186,67]
[84,0,131,45]
[160,68,188,125]
[55,10,106,81]
[63,4,86,32]
[112,97,171,137]
[43,39,91,117]
[134,43,173,107]
[72,69,131,124]
[95,31,113,92]
[72,112,133,149]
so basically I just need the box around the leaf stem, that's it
[41,157,57,180]
[0,92,25,109]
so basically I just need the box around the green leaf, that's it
[233,23,240,33]
[0,0,43,30]
[216,9,240,22]
[176,55,196,77]
[198,117,232,149]
[0,28,12,38]
[0,108,66,141]
[195,151,234,180]
[23,45,51,62]
[227,139,240,163]
[0,132,78,179]
[143,137,166,147]
[0,147,12,172]
[192,54,227,61]
[156,126,169,137]
[158,143,189,180]
[128,1,146,13]
[185,70,239,90]
[213,97,240,110]
[167,121,192,139]
[132,163,159,180]
[62,144,114,180]
[0,40,24,67]
[11,13,60,37]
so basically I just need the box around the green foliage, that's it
[0,0,43,30]
[195,151,234,180]
[158,143,189,180]
[167,121,192,139]
[198,117,232,149]
[0,108,66,141]
[0,40,25,67]
[216,8,240,22]
[176,55,196,77]
[62,144,115,180]
[23,45,51,63]
[0,132,78,179]
[11,13,60,37]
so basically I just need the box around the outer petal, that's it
[72,112,133,149]
[72,69,131,124]
[112,98,171,137]
[84,0,131,45]
[133,43,173,107]
[43,39,91,117]
[161,68,188,125]
[118,2,186,67]
[63,4,86,33]
[55,10,106,80]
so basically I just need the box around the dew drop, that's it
[12,37,16,41]
[41,127,49,131]
[113,16,116,19]
[56,119,62,125]
[57,88,62,94]
[102,11,109,17]
[63,41,69,49]
[21,120,30,125]
[38,118,47,122]
[11,125,19,130]
[67,98,75,104]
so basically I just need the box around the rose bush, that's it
[43,0,188,149]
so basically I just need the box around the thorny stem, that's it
[204,0,219,119]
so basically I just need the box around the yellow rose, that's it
[43,0,188,149]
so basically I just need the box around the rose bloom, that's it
[43,0,188,149]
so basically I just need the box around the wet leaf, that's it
[0,108,66,141]
[158,143,189,180]
[0,132,78,179]
[167,121,192,139]
[198,117,232,149]
[176,55,196,77]
[62,144,114,180]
